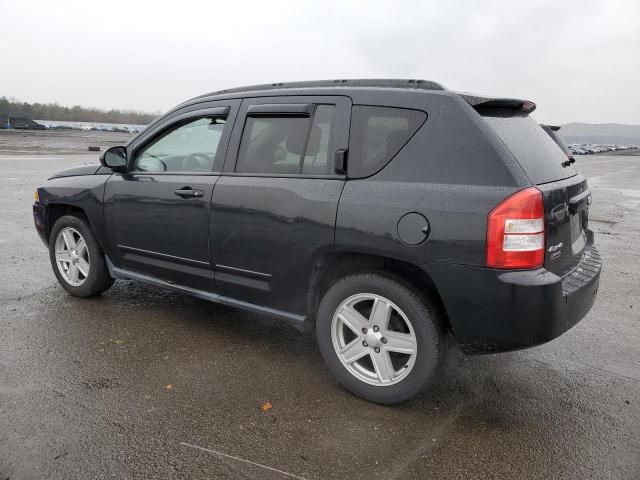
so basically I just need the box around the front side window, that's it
[235,105,335,175]
[133,117,225,173]
[348,106,427,178]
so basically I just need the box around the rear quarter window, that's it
[348,106,426,178]
[483,114,577,185]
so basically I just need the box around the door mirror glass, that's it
[100,146,127,171]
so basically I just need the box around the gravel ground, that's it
[0,129,132,156]
[0,131,638,480]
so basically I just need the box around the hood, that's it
[48,163,102,180]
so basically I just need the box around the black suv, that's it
[33,79,601,404]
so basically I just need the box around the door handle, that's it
[174,188,204,198]
[334,149,348,175]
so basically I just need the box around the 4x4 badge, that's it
[548,242,564,253]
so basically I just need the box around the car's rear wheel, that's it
[49,214,114,297]
[316,273,444,404]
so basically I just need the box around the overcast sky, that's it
[1,0,639,124]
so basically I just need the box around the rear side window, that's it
[348,106,426,178]
[236,105,335,175]
[483,114,577,184]
[303,105,334,175]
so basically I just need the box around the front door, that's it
[210,96,351,314]
[104,102,238,291]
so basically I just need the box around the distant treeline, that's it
[0,96,158,125]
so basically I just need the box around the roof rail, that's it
[193,79,445,100]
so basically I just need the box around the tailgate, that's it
[538,174,591,276]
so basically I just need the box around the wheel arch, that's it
[45,203,89,243]
[307,251,451,332]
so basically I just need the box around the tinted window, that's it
[303,105,335,175]
[236,105,335,175]
[484,114,577,184]
[542,126,572,158]
[133,117,225,173]
[348,106,426,178]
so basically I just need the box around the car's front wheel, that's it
[49,214,114,297]
[316,273,445,404]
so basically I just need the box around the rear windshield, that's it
[483,114,577,184]
[541,125,571,157]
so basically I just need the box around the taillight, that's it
[486,187,545,269]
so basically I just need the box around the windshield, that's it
[483,113,577,184]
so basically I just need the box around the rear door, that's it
[103,101,239,290]
[210,95,350,314]
[482,113,589,275]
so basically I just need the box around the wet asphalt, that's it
[0,137,639,479]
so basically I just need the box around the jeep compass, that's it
[33,79,601,404]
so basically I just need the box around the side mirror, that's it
[100,146,127,172]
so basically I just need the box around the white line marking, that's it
[180,442,309,480]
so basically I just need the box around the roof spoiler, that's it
[458,93,536,114]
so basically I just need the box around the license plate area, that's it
[570,206,587,255]
[569,191,590,256]
[539,174,590,276]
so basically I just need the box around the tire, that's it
[316,272,445,404]
[49,214,114,297]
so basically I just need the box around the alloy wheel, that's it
[331,293,418,386]
[54,227,90,286]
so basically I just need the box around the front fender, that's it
[37,174,111,253]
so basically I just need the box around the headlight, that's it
[34,189,40,203]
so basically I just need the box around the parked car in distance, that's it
[569,143,640,155]
[33,79,601,404]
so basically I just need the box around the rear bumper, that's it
[427,238,601,354]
